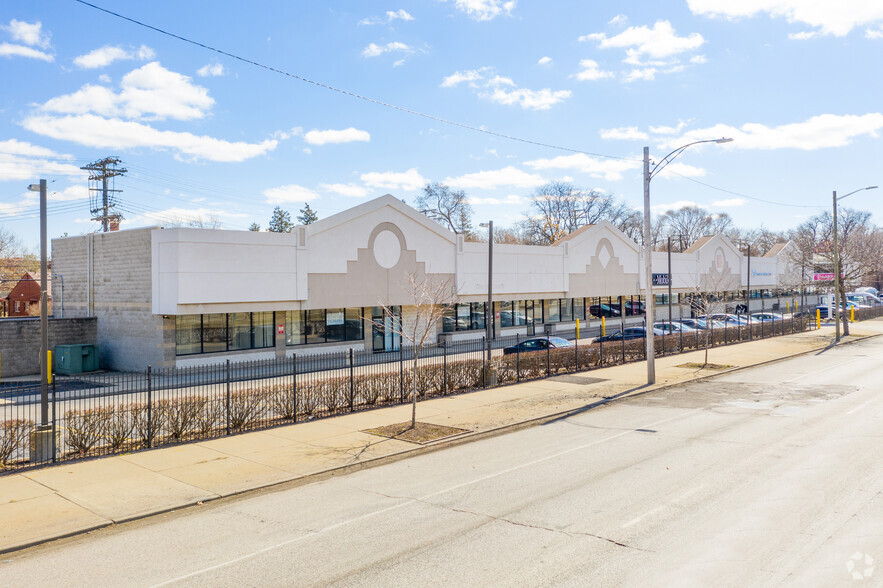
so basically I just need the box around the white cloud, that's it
[22,113,278,162]
[263,184,320,204]
[687,0,883,37]
[0,140,82,181]
[0,42,53,61]
[599,126,649,141]
[303,127,371,146]
[445,166,545,190]
[39,62,214,121]
[524,153,639,181]
[362,41,414,57]
[537,56,553,66]
[468,194,524,205]
[74,46,131,69]
[622,67,658,82]
[196,63,225,77]
[320,183,370,198]
[582,20,705,59]
[361,168,426,191]
[788,31,820,40]
[124,206,247,229]
[98,74,111,83]
[443,67,570,110]
[573,59,614,81]
[449,0,516,21]
[360,9,415,25]
[441,68,490,88]
[711,198,746,207]
[649,120,689,135]
[72,44,155,69]
[660,113,883,150]
[2,19,50,48]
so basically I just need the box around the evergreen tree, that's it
[268,206,293,233]
[248,222,261,231]
[297,203,318,225]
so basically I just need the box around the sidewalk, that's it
[2,322,880,554]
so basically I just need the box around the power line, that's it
[664,168,826,209]
[72,0,638,164]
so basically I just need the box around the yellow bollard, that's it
[816,308,821,329]
[851,306,855,322]
[47,350,52,384]
[576,318,580,340]
[602,316,606,336]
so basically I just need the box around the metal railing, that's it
[2,306,879,473]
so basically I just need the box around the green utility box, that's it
[54,344,99,375]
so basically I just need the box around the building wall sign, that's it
[751,269,773,277]
[813,273,842,281]
[652,273,670,286]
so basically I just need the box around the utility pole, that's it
[81,157,127,232]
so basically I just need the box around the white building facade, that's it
[52,195,814,370]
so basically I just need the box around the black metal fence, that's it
[2,306,880,473]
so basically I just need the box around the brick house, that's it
[4,272,51,317]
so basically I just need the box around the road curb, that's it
[3,329,879,555]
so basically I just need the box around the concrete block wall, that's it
[52,228,166,372]
[0,317,97,378]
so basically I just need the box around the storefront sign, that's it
[326,311,345,326]
[813,273,840,281]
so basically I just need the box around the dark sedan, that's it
[503,336,574,355]
[594,326,665,343]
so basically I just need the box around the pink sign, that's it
[813,273,838,281]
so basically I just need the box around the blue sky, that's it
[1,0,882,248]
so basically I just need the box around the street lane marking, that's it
[845,395,878,416]
[622,506,664,528]
[150,407,703,587]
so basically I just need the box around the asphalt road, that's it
[2,336,881,587]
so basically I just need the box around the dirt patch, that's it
[676,362,735,370]
[363,422,469,444]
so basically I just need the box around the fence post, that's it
[349,348,354,412]
[546,336,551,376]
[292,354,297,422]
[399,346,404,403]
[443,343,447,395]
[226,359,231,435]
[51,374,57,463]
[146,365,153,449]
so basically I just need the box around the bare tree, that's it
[186,215,223,229]
[656,206,735,250]
[525,181,632,244]
[789,208,877,335]
[374,272,454,428]
[415,182,474,236]
[686,262,742,366]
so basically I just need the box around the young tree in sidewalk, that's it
[686,263,741,367]
[268,206,294,232]
[374,272,454,429]
[297,203,318,225]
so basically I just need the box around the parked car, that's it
[653,321,697,334]
[847,293,881,306]
[594,326,666,343]
[503,336,574,355]
[674,318,725,330]
[749,312,784,323]
[704,313,750,326]
[855,286,880,298]
[815,304,857,319]
[625,300,645,315]
[589,303,621,317]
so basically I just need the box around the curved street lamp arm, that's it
[836,185,878,201]
[649,138,733,181]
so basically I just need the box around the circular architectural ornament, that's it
[373,230,401,269]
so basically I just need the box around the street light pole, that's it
[480,221,493,364]
[27,179,49,427]
[832,185,878,342]
[642,137,732,385]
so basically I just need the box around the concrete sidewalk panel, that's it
[119,444,234,473]
[0,473,55,505]
[0,493,109,553]
[24,458,217,522]
[157,455,294,497]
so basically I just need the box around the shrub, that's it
[65,407,113,454]
[0,419,33,468]
[131,401,166,447]
[229,389,263,431]
[106,407,136,451]
[193,396,225,436]
[160,397,203,440]
[268,384,296,419]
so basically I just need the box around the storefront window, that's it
[548,299,560,322]
[253,312,274,348]
[202,314,227,353]
[175,315,202,355]
[228,312,252,350]
[561,298,573,322]
[305,309,326,345]
[285,310,304,345]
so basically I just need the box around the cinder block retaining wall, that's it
[0,317,97,378]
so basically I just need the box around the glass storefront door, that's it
[372,306,401,352]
